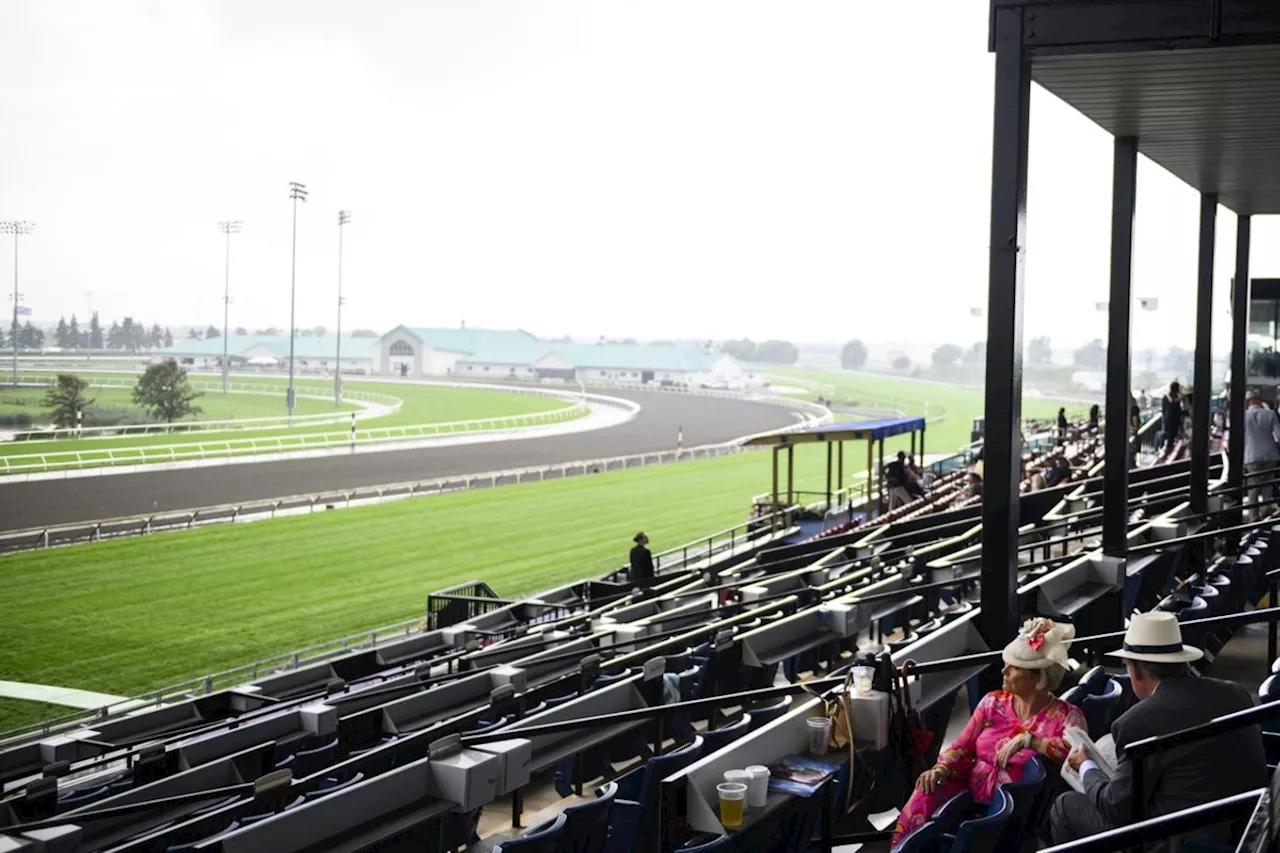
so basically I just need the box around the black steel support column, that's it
[979,5,1031,651]
[1190,195,1218,515]
[1102,137,1138,560]
[825,442,833,508]
[1228,216,1252,493]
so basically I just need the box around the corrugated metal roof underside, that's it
[1033,44,1280,215]
[742,416,927,447]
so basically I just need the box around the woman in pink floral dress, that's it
[891,619,1086,847]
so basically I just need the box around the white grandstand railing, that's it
[8,376,402,440]
[0,401,587,475]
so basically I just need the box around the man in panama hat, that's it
[1050,612,1265,851]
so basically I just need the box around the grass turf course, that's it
[0,372,1054,730]
[0,380,577,460]
[0,443,854,731]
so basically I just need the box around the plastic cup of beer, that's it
[717,782,748,829]
[807,717,832,756]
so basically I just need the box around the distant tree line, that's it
[38,313,175,352]
[720,338,799,365]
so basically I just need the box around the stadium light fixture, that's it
[335,210,351,407]
[1,220,35,388]
[287,182,308,423]
[218,221,243,394]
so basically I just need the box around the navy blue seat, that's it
[943,787,1014,853]
[678,833,735,852]
[593,668,635,689]
[1077,665,1108,695]
[544,692,579,709]
[892,820,941,853]
[314,772,365,797]
[604,737,703,853]
[57,783,113,808]
[278,737,338,777]
[494,813,567,853]
[997,755,1049,851]
[747,696,791,729]
[1080,679,1123,740]
[553,780,616,853]
[164,821,240,852]
[931,789,974,832]
[471,715,512,735]
[1261,675,1280,733]
[698,714,753,755]
[1059,685,1086,711]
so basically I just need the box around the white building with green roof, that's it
[155,325,764,388]
[152,334,378,374]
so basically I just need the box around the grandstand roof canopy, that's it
[1002,0,1280,215]
[743,416,927,447]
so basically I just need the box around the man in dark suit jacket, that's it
[1050,612,1265,852]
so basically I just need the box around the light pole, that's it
[1,221,34,388]
[287,182,308,423]
[335,210,350,407]
[218,220,242,394]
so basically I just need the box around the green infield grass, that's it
[0,380,578,462]
[0,441,855,731]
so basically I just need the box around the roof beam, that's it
[990,0,1280,54]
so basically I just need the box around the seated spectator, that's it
[885,451,921,507]
[892,619,1084,846]
[965,472,983,498]
[1044,457,1071,488]
[1050,612,1266,851]
[1029,471,1048,491]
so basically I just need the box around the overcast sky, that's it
[1,0,1276,350]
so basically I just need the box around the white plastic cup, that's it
[745,764,770,807]
[807,717,832,756]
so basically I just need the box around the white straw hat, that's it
[1002,618,1074,671]
[1108,611,1203,664]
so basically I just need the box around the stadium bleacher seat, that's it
[604,737,703,853]
[494,813,568,853]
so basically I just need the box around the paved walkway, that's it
[0,680,126,709]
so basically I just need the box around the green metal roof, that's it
[458,341,739,372]
[156,334,377,360]
[392,326,539,354]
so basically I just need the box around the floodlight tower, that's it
[218,220,243,393]
[287,182,308,422]
[335,210,351,407]
[1,221,34,387]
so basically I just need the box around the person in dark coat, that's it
[629,532,654,586]
[1056,408,1069,443]
[1160,382,1183,450]
[1050,612,1265,853]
